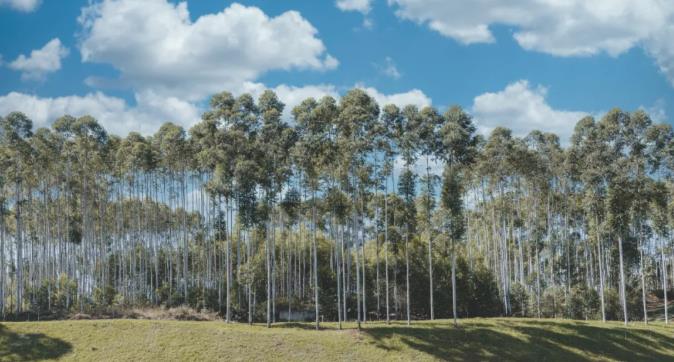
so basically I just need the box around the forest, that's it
[0,88,672,328]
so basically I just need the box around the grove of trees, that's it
[1,88,673,328]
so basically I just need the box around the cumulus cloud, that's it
[358,85,431,109]
[241,82,339,121]
[471,80,587,142]
[388,0,674,85]
[336,0,372,14]
[78,1,338,101]
[0,91,200,136]
[8,38,68,81]
[0,0,40,12]
[641,99,667,124]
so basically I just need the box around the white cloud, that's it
[0,91,199,136]
[358,85,431,109]
[336,0,372,14]
[641,99,667,124]
[375,57,401,79]
[0,0,40,12]
[78,1,337,101]
[388,0,674,85]
[471,80,587,142]
[8,38,68,81]
[645,24,674,86]
[241,82,339,121]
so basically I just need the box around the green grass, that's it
[1,318,674,361]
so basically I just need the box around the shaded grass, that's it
[1,318,673,361]
[0,323,72,361]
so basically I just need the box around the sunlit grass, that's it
[1,318,673,361]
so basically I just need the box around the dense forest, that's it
[0,88,673,328]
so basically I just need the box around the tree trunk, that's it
[618,235,628,325]
[426,156,434,321]
[662,236,669,325]
[451,246,457,327]
[15,179,23,315]
[312,189,319,330]
[406,225,411,326]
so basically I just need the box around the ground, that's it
[1,318,673,361]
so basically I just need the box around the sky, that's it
[0,0,673,143]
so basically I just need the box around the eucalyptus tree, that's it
[292,95,334,329]
[381,104,401,324]
[650,180,670,324]
[337,89,379,328]
[153,123,189,301]
[476,127,517,314]
[622,110,666,324]
[417,106,442,320]
[0,115,9,317]
[391,105,422,325]
[606,174,632,325]
[369,108,392,319]
[437,106,477,325]
[230,93,262,323]
[190,106,226,313]
[256,90,296,327]
[117,132,157,302]
[569,116,613,321]
[0,112,34,313]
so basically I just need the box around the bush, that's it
[541,287,566,318]
[510,283,530,317]
[566,285,600,320]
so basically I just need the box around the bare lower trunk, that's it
[597,231,606,323]
[662,238,669,324]
[406,226,411,326]
[451,249,457,327]
[15,179,23,315]
[640,246,647,325]
[312,193,319,330]
[618,236,628,325]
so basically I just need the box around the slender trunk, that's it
[226,199,232,323]
[426,156,434,320]
[266,197,272,328]
[356,242,362,331]
[451,245,457,327]
[639,240,647,325]
[385,174,390,325]
[336,224,342,330]
[596,214,606,323]
[312,189,319,330]
[406,224,410,326]
[15,178,23,314]
[662,235,669,324]
[618,235,628,325]
[0,209,5,318]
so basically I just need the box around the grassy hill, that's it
[1,318,673,361]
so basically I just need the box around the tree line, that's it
[1,88,673,328]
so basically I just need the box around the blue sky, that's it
[1,0,673,141]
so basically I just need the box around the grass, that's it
[1,318,674,361]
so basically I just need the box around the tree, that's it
[437,106,477,326]
[0,112,33,314]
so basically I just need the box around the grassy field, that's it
[1,318,673,361]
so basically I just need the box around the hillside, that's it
[1,318,673,361]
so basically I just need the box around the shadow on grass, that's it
[361,319,674,361]
[0,323,72,361]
